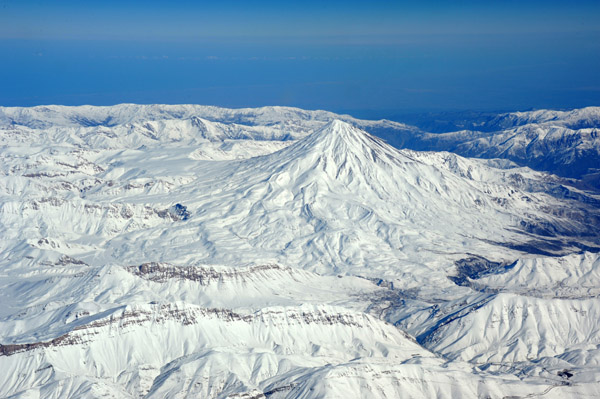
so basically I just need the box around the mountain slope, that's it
[388,107,600,186]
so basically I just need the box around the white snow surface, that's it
[411,106,600,184]
[1,104,599,398]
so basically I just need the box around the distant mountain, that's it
[2,104,599,187]
[392,107,600,133]
[378,107,600,188]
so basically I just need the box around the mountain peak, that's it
[293,119,393,161]
[255,119,405,187]
[315,119,367,143]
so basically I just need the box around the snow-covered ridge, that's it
[1,303,402,356]
[126,262,293,283]
[0,103,409,130]
[400,107,600,185]
[2,103,598,184]
[492,107,600,130]
[0,104,414,149]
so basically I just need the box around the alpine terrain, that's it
[1,104,599,398]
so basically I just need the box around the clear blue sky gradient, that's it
[1,0,599,116]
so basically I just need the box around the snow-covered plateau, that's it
[0,104,599,398]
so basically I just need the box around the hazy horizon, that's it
[2,1,599,114]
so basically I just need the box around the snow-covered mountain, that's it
[1,104,599,398]
[385,107,600,187]
[2,104,598,186]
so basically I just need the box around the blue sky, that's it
[1,0,599,116]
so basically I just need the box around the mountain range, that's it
[0,104,599,398]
